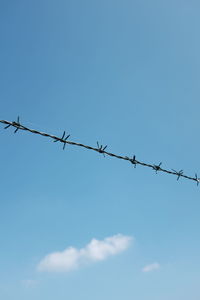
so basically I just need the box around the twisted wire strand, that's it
[0,118,199,185]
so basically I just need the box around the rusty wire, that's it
[0,117,199,186]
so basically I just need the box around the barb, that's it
[195,174,200,186]
[0,118,199,185]
[97,142,107,157]
[171,169,184,181]
[53,131,70,150]
[153,162,162,174]
[126,155,137,168]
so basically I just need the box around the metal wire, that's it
[1,117,199,186]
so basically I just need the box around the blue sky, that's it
[1,0,200,299]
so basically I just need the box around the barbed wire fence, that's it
[0,117,199,186]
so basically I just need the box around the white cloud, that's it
[37,234,132,272]
[142,262,160,273]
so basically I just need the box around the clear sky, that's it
[1,0,200,299]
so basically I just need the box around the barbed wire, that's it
[0,117,199,186]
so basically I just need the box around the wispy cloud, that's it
[37,234,132,272]
[142,262,160,273]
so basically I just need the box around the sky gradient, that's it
[1,1,200,299]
